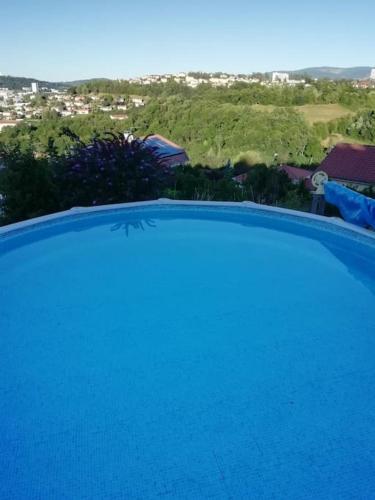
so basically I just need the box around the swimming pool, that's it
[1,201,375,499]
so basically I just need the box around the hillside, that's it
[0,75,69,90]
[288,66,373,80]
[0,75,109,90]
[293,104,354,124]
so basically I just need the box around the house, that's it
[233,165,313,188]
[144,134,189,168]
[0,120,18,131]
[110,114,128,121]
[130,96,145,107]
[277,165,313,188]
[232,173,248,184]
[317,143,375,191]
[272,72,289,83]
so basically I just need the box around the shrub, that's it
[0,148,58,224]
[243,165,292,205]
[0,132,172,224]
[55,131,171,209]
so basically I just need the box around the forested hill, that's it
[0,75,109,90]
[1,76,374,169]
[288,67,373,80]
[0,75,64,90]
[73,79,375,108]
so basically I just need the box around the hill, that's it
[287,66,373,80]
[0,75,62,90]
[0,75,109,90]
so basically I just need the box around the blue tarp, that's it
[324,181,375,229]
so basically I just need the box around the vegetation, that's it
[68,80,375,167]
[0,75,108,91]
[0,114,124,155]
[0,148,58,222]
[294,104,354,125]
[0,75,63,91]
[127,98,323,166]
[2,82,374,169]
[0,129,311,225]
[73,79,375,108]
[55,131,170,209]
[0,133,167,224]
[0,80,374,224]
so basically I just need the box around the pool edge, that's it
[1,198,374,243]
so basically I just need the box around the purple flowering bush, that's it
[56,130,170,209]
[0,130,174,224]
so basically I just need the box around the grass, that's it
[321,133,371,148]
[294,104,354,124]
[251,104,276,113]
[250,103,354,124]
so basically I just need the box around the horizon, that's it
[1,65,375,83]
[2,0,375,81]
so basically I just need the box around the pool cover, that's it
[324,181,375,229]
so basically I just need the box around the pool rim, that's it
[0,199,375,245]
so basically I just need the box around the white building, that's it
[31,82,39,94]
[0,121,18,132]
[0,88,9,100]
[131,97,145,107]
[370,68,375,80]
[272,72,289,83]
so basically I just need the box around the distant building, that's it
[370,68,375,80]
[144,134,189,168]
[317,143,375,190]
[0,121,18,132]
[0,88,9,100]
[130,96,145,107]
[272,72,289,83]
[110,114,128,121]
[353,80,372,89]
[31,82,39,94]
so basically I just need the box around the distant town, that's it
[0,81,145,131]
[1,69,375,132]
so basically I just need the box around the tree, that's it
[243,165,292,205]
[0,148,58,224]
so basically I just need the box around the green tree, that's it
[0,148,58,224]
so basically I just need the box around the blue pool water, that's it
[1,205,375,499]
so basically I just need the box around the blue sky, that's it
[2,0,375,81]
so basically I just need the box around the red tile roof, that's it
[278,165,312,181]
[232,173,248,184]
[233,166,313,187]
[318,143,375,185]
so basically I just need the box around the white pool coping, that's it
[1,198,375,242]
